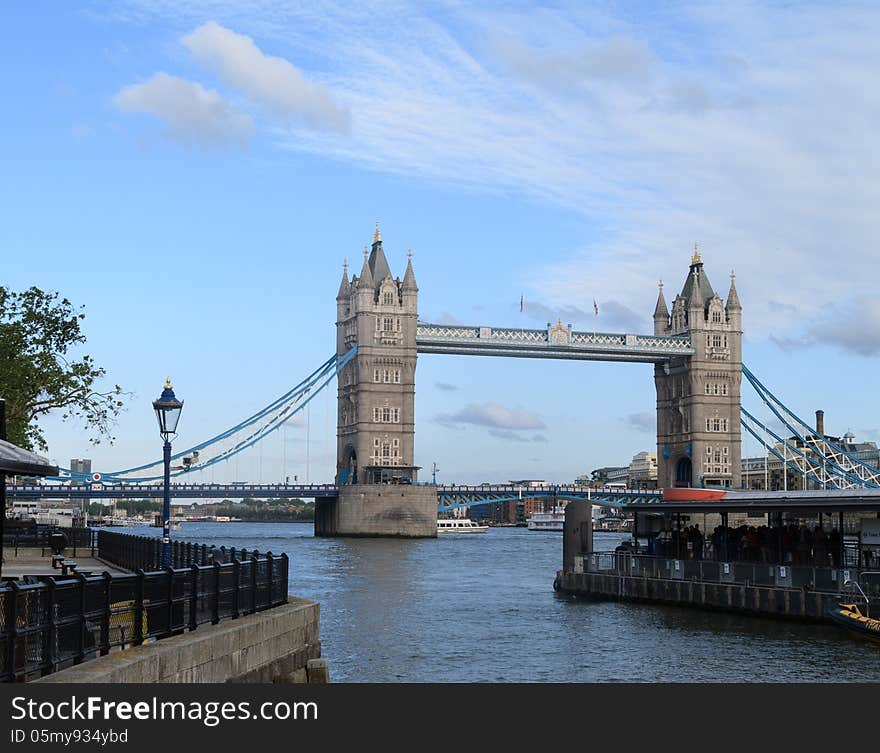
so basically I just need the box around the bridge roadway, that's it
[6,482,661,508]
[416,322,694,363]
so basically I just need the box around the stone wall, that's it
[315,485,437,537]
[36,598,325,684]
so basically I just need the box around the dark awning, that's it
[0,439,59,477]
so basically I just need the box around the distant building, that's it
[628,451,658,485]
[508,479,547,488]
[591,466,628,485]
[70,458,92,480]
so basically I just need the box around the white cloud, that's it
[436,402,546,432]
[114,72,252,148]
[182,21,349,131]
[114,3,880,349]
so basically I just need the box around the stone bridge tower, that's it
[316,224,437,537]
[335,223,418,486]
[653,247,742,488]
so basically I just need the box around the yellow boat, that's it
[828,580,880,645]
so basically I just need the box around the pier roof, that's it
[627,488,880,514]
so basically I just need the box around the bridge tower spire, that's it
[654,248,742,489]
[320,225,436,537]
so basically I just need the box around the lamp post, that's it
[153,377,183,568]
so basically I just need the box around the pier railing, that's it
[585,551,880,598]
[97,530,266,571]
[1,547,289,683]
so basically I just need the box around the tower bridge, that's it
[321,229,743,537]
[33,225,874,538]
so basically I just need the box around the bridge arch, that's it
[674,456,692,487]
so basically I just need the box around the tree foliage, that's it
[0,286,126,450]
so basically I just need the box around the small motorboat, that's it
[827,579,880,644]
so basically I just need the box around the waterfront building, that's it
[628,451,658,484]
[590,466,628,485]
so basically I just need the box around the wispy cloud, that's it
[114,72,252,148]
[113,2,880,347]
[623,412,654,433]
[436,402,546,434]
[435,382,458,392]
[182,21,349,131]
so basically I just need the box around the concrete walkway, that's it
[1,546,125,578]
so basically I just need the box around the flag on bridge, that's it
[593,298,599,315]
[520,294,524,313]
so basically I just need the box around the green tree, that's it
[0,286,125,450]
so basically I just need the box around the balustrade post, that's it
[46,578,57,677]
[232,558,240,619]
[134,569,145,646]
[7,580,21,681]
[264,552,273,610]
[212,562,221,625]
[76,573,87,665]
[189,565,199,631]
[281,553,289,605]
[100,572,111,655]
[165,566,175,636]
[250,551,258,614]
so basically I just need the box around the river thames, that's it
[119,522,878,682]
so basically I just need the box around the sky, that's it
[2,1,880,485]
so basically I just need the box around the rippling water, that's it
[115,522,880,682]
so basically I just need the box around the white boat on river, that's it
[437,518,489,534]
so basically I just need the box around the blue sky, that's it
[2,1,880,484]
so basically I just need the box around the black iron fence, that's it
[3,524,95,551]
[97,530,271,571]
[1,548,289,683]
[584,551,880,600]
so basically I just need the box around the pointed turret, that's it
[402,249,418,291]
[726,270,742,312]
[367,221,392,291]
[337,259,350,300]
[357,246,374,289]
[653,280,669,318]
[679,244,715,327]
[653,280,669,335]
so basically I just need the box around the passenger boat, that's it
[527,508,565,532]
[437,518,488,534]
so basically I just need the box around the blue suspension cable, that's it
[743,364,880,475]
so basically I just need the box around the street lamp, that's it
[153,377,183,567]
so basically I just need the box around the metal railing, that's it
[97,530,268,572]
[1,545,289,683]
[3,525,94,549]
[584,551,880,599]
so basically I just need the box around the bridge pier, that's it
[315,485,437,538]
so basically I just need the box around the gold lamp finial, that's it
[373,221,381,243]
[165,376,172,389]
[691,242,702,265]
